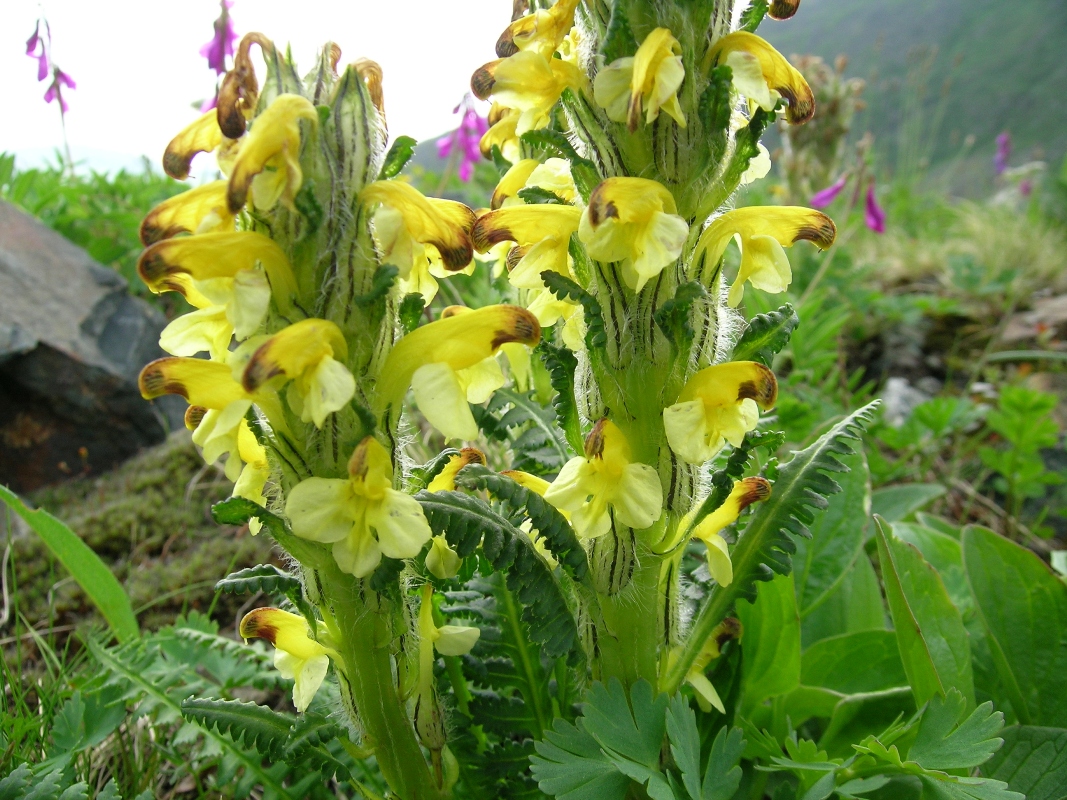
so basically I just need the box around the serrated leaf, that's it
[536,339,582,453]
[582,680,668,769]
[398,292,425,333]
[688,429,785,532]
[216,564,301,597]
[180,698,293,761]
[541,268,607,350]
[353,264,398,306]
[739,0,769,31]
[378,135,417,179]
[654,282,708,353]
[530,718,630,800]
[984,725,1067,800]
[518,186,569,205]
[666,696,745,800]
[909,689,1005,770]
[518,129,599,197]
[732,304,799,366]
[212,497,330,570]
[876,519,975,709]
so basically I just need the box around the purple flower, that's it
[26,21,50,81]
[201,0,237,76]
[864,183,886,233]
[809,175,848,208]
[995,132,1011,176]
[44,69,76,114]
[436,97,488,183]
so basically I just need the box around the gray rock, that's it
[0,200,183,492]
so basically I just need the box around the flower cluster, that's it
[26,19,76,114]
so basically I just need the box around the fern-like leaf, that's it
[541,269,607,350]
[353,264,398,307]
[654,282,708,354]
[180,698,293,761]
[536,340,583,453]
[216,564,301,597]
[663,402,878,693]
[212,498,330,570]
[688,430,786,533]
[455,464,588,580]
[417,491,580,661]
[731,304,799,366]
[518,129,599,198]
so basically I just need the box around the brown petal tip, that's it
[736,364,778,409]
[768,0,800,20]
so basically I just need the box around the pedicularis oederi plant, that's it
[135,2,1028,798]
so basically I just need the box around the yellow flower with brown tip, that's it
[242,318,355,428]
[471,51,583,135]
[543,419,662,540]
[138,231,297,358]
[227,94,318,213]
[427,448,487,492]
[663,362,778,464]
[480,104,521,163]
[234,422,270,534]
[690,477,771,586]
[473,204,581,290]
[593,28,686,131]
[694,206,836,306]
[495,0,579,58]
[492,157,578,210]
[138,356,280,477]
[285,437,433,577]
[240,607,339,711]
[162,109,228,180]
[675,617,742,713]
[361,180,476,302]
[578,178,688,292]
[139,181,234,245]
[378,305,540,441]
[706,31,814,124]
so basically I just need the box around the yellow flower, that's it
[706,31,814,124]
[427,448,487,492]
[491,159,539,209]
[138,356,281,480]
[414,585,480,739]
[527,289,585,351]
[690,477,771,586]
[578,178,688,292]
[676,617,742,713]
[593,28,686,131]
[543,419,662,539]
[234,421,270,534]
[240,607,338,712]
[473,204,582,290]
[492,158,578,210]
[502,469,566,566]
[227,94,319,212]
[663,362,778,464]
[139,181,235,245]
[480,104,521,163]
[495,0,579,58]
[242,318,355,428]
[378,304,541,441]
[694,206,836,306]
[471,51,583,135]
[285,437,433,577]
[361,180,476,303]
[138,231,297,357]
[162,109,227,180]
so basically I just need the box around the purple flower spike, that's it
[995,132,1011,176]
[56,69,76,90]
[26,21,50,81]
[437,96,488,183]
[864,183,886,233]
[809,175,848,208]
[25,22,40,55]
[201,0,237,76]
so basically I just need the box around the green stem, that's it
[499,579,548,738]
[324,566,442,800]
[595,549,663,687]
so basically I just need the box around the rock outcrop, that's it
[0,200,182,492]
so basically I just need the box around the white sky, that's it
[3,0,505,174]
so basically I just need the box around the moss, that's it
[11,432,278,638]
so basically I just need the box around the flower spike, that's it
[227,93,319,212]
[594,28,686,132]
[578,178,689,292]
[140,181,235,245]
[240,607,337,711]
[242,319,355,427]
[663,362,778,464]
[706,32,814,124]
[285,437,433,577]
[543,419,662,539]
[162,110,226,180]
[694,206,836,306]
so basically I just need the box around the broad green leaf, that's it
[984,726,1067,800]
[530,719,630,800]
[910,689,1005,770]
[818,687,915,757]
[737,573,801,714]
[962,526,1067,727]
[801,552,886,647]
[581,680,668,769]
[793,450,870,621]
[875,518,975,709]
[0,484,138,643]
[915,513,962,539]
[801,630,907,694]
[871,483,946,522]
[892,523,972,615]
